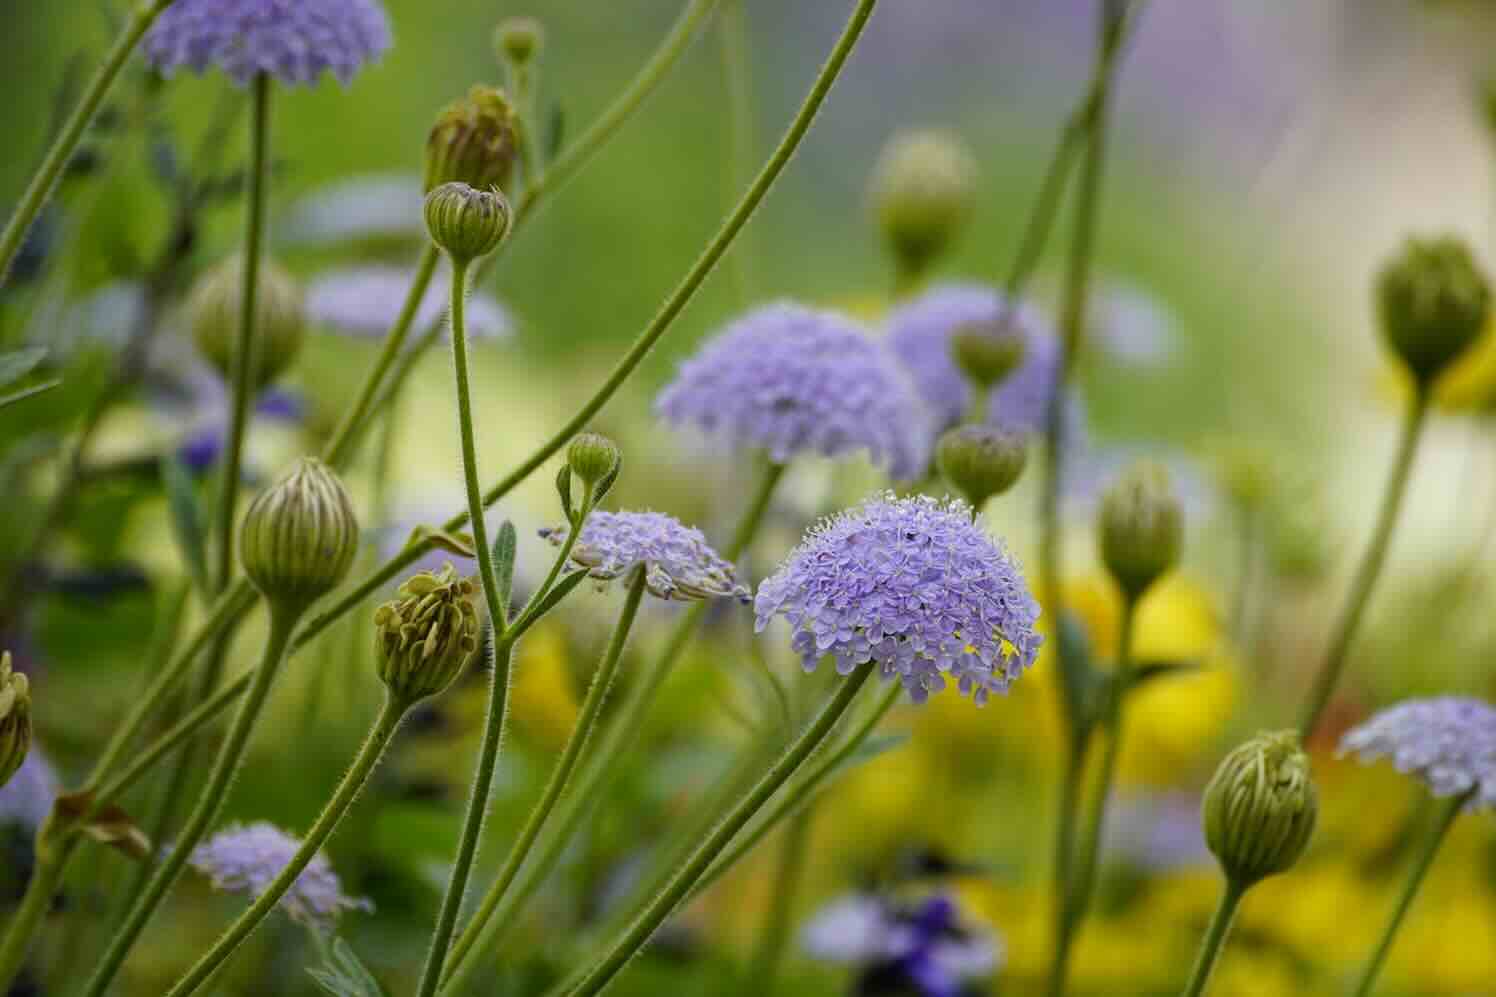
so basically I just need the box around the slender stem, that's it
[1002,117,1084,299]
[213,72,271,591]
[717,0,755,302]
[739,806,813,994]
[1229,500,1261,651]
[1047,729,1090,994]
[0,832,74,991]
[1299,388,1429,737]
[440,462,785,988]
[81,601,302,997]
[1347,792,1468,997]
[1049,592,1137,996]
[164,694,410,997]
[1179,877,1247,997]
[557,664,874,997]
[438,568,647,987]
[0,0,178,286]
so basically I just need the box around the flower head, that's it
[144,0,392,87]
[539,510,748,603]
[1339,697,1496,813]
[240,457,359,608]
[755,494,1041,704]
[655,302,930,481]
[307,264,510,341]
[189,822,371,930]
[1202,730,1317,886]
[374,564,481,704]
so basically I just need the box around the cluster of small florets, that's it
[189,823,371,931]
[540,510,749,603]
[755,494,1041,704]
[1339,697,1496,813]
[655,302,931,481]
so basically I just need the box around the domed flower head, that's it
[144,0,392,87]
[539,510,749,603]
[307,264,510,342]
[755,494,1042,704]
[1339,697,1496,813]
[654,302,931,482]
[189,822,371,930]
[883,283,1078,439]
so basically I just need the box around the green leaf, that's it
[160,455,209,597]
[0,378,61,409]
[308,937,387,997]
[493,519,517,608]
[545,102,566,162]
[592,451,622,504]
[1055,610,1106,735]
[515,568,589,634]
[1127,658,1203,688]
[0,347,47,388]
[555,464,575,523]
[407,524,475,559]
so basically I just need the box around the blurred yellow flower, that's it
[1376,313,1496,412]
[509,623,579,749]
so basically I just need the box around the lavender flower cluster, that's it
[1339,697,1496,813]
[188,823,371,931]
[541,510,749,603]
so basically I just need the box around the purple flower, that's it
[1107,793,1213,872]
[189,822,371,931]
[307,264,510,342]
[144,0,392,87]
[755,494,1041,704]
[540,510,749,603]
[0,750,58,832]
[281,174,424,247]
[1338,697,1496,814]
[655,302,931,482]
[175,387,306,473]
[802,893,1001,997]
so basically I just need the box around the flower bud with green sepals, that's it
[1098,459,1183,601]
[240,457,360,612]
[867,130,977,279]
[190,254,306,392]
[935,425,1027,510]
[0,652,30,790]
[374,564,481,705]
[567,432,622,498]
[1376,235,1491,387]
[425,86,520,195]
[424,182,512,265]
[495,18,544,67]
[1202,730,1317,887]
[950,321,1026,393]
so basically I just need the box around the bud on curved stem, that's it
[425,182,512,265]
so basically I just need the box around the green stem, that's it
[1179,877,1247,997]
[213,72,271,591]
[413,255,523,997]
[164,694,410,997]
[717,0,755,303]
[0,833,75,991]
[1047,729,1090,995]
[1347,792,1468,997]
[1298,389,1429,737]
[557,664,875,997]
[1049,592,1137,996]
[81,600,302,997]
[437,567,648,987]
[439,461,785,989]
[0,0,178,286]
[1002,116,1084,299]
[739,805,813,994]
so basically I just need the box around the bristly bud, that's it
[0,652,31,790]
[190,254,306,391]
[240,457,359,610]
[950,320,1026,391]
[1098,460,1183,601]
[868,130,977,278]
[374,563,480,704]
[495,17,543,66]
[1376,235,1491,386]
[567,432,621,492]
[935,425,1028,510]
[424,182,512,264]
[424,85,520,194]
[1202,730,1317,887]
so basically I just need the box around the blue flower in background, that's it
[174,386,306,474]
[803,893,1001,997]
[307,264,511,342]
[1340,697,1496,814]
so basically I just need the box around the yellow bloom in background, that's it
[509,623,579,749]
[1375,312,1496,413]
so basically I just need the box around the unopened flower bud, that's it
[424,182,511,264]
[567,432,621,491]
[240,457,359,609]
[950,321,1026,391]
[1098,460,1183,601]
[1376,236,1491,386]
[936,426,1028,510]
[374,564,480,704]
[190,255,305,391]
[868,130,977,278]
[425,85,519,194]
[1202,730,1317,887]
[495,17,543,66]
[0,652,30,789]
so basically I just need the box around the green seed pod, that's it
[189,254,306,391]
[240,457,359,610]
[950,321,1026,392]
[868,130,977,278]
[495,17,544,66]
[935,425,1028,510]
[374,564,481,704]
[0,652,31,790]
[424,182,512,265]
[567,432,622,491]
[1376,236,1491,386]
[1202,730,1318,887]
[425,85,520,194]
[1098,460,1183,601]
